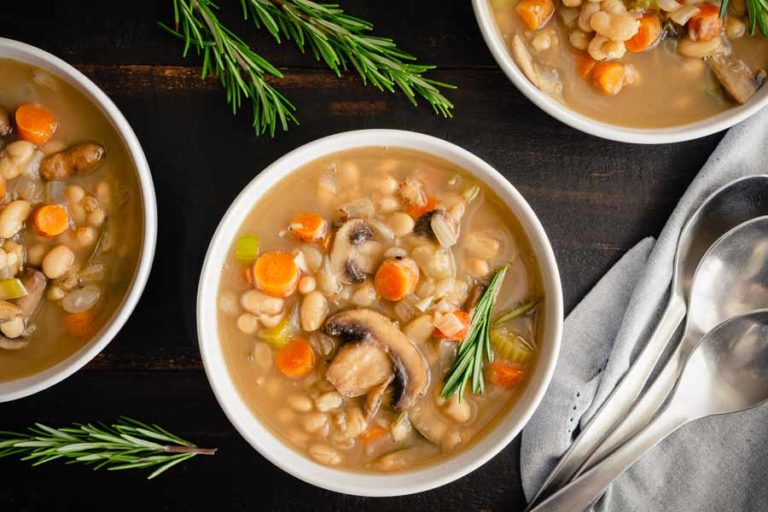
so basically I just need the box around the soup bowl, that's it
[472,0,768,144]
[0,38,157,402]
[197,129,563,496]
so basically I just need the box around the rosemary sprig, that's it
[244,0,456,117]
[494,297,541,326]
[160,0,298,136]
[0,417,216,479]
[160,0,455,136]
[441,264,509,400]
[721,0,768,37]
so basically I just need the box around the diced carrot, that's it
[374,258,419,302]
[64,310,95,337]
[406,195,438,220]
[433,310,471,341]
[575,55,596,80]
[31,204,70,237]
[289,212,329,243]
[0,178,6,200]
[360,426,388,443]
[515,0,555,31]
[592,62,626,96]
[15,103,57,145]
[252,251,299,297]
[626,13,662,53]
[276,337,315,378]
[488,361,525,388]
[688,3,722,43]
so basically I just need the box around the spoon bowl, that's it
[532,310,768,512]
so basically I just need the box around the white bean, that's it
[87,210,106,228]
[345,407,367,438]
[75,227,98,248]
[288,393,314,412]
[388,212,415,237]
[303,413,330,435]
[65,185,86,205]
[677,36,722,58]
[590,11,639,41]
[240,289,283,315]
[0,200,31,238]
[42,245,74,279]
[308,444,341,466]
[0,317,24,338]
[600,0,627,13]
[376,175,399,195]
[588,34,627,61]
[444,395,472,423]
[570,29,590,50]
[466,258,490,278]
[404,314,434,344]
[578,2,600,32]
[300,291,328,332]
[378,196,400,213]
[27,244,47,267]
[251,342,273,372]
[298,275,316,295]
[236,313,259,334]
[351,281,377,307]
[314,391,343,412]
[258,312,284,328]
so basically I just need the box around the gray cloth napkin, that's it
[521,108,768,512]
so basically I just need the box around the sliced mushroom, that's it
[324,308,430,410]
[16,269,47,317]
[40,142,105,181]
[709,54,766,104]
[365,375,394,419]
[326,342,393,397]
[0,106,12,137]
[414,209,460,248]
[330,219,373,285]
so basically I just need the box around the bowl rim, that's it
[0,38,158,402]
[471,0,768,144]
[197,129,563,496]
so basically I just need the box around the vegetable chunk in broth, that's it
[0,59,143,382]
[489,0,768,128]
[218,147,544,472]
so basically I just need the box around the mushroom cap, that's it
[330,219,373,285]
[324,308,431,410]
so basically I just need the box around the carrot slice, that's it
[374,258,419,302]
[433,310,471,341]
[488,361,525,388]
[575,55,596,80]
[360,426,387,443]
[252,251,299,297]
[688,3,721,43]
[406,195,438,220]
[15,103,57,145]
[626,13,662,53]
[65,310,95,337]
[515,0,555,31]
[289,212,329,242]
[31,204,70,237]
[592,62,626,96]
[276,337,315,378]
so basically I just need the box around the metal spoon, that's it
[573,215,768,475]
[529,175,768,506]
[531,309,768,512]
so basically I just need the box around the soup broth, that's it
[490,0,768,128]
[0,59,143,381]
[218,147,544,472]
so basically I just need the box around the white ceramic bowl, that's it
[0,38,157,402]
[198,129,563,496]
[472,0,768,144]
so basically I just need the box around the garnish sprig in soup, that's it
[218,148,543,472]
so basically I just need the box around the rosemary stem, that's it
[164,445,218,456]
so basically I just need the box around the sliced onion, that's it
[657,0,683,10]
[670,5,701,24]
[339,198,374,219]
[62,286,101,313]
[45,181,67,204]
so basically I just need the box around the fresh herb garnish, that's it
[441,264,509,400]
[0,417,216,479]
[720,0,768,37]
[160,0,455,136]
[494,296,541,326]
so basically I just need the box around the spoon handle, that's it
[527,294,686,508]
[574,334,690,475]
[530,409,689,512]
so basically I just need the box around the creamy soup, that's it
[218,147,544,472]
[0,59,143,382]
[490,0,768,128]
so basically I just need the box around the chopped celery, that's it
[490,327,534,365]
[258,316,292,348]
[235,235,260,263]
[0,278,28,300]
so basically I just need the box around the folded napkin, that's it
[521,108,768,512]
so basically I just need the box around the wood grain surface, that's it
[0,1,722,510]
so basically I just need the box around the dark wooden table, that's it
[0,1,722,510]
